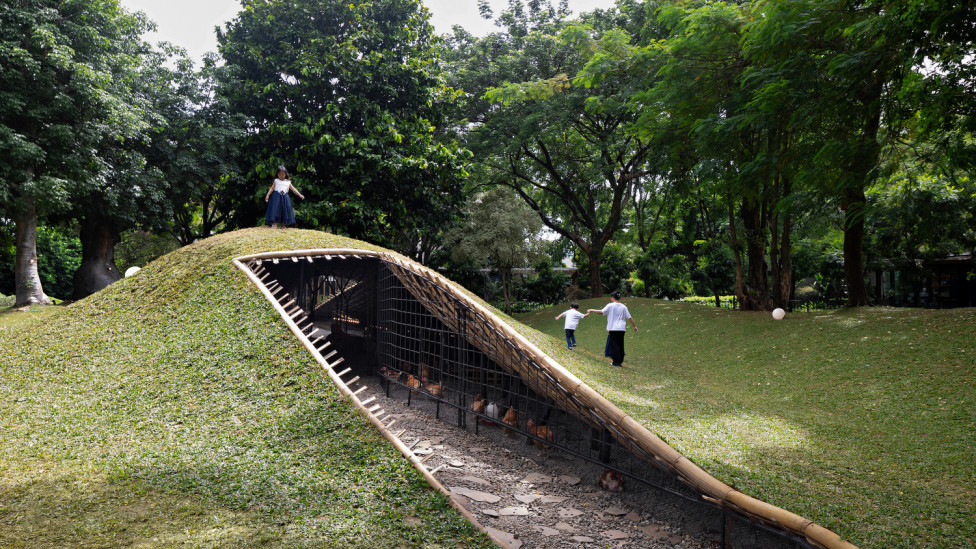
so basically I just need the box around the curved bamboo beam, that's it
[234,249,857,549]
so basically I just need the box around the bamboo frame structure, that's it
[233,248,858,549]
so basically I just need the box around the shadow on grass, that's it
[0,472,280,549]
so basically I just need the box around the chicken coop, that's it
[237,249,845,549]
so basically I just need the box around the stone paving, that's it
[361,375,716,549]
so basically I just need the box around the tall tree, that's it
[141,51,246,245]
[460,3,649,297]
[217,0,468,247]
[0,0,155,305]
[448,186,543,314]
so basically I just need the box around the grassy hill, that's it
[4,226,973,548]
[517,299,976,548]
[0,228,493,548]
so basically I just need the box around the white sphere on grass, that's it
[125,266,141,277]
[772,308,786,320]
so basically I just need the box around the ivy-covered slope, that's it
[0,228,493,548]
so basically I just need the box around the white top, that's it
[273,178,291,193]
[561,309,586,330]
[601,302,631,331]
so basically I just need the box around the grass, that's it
[516,299,976,548]
[0,228,493,548]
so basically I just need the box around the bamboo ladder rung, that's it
[336,368,352,377]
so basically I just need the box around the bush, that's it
[491,299,546,314]
[681,295,736,308]
[565,284,589,301]
[630,277,645,296]
[522,260,569,305]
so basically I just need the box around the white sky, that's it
[120,0,619,64]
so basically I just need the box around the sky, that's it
[120,0,619,64]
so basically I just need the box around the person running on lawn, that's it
[555,302,588,350]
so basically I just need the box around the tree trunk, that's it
[499,267,512,315]
[770,176,793,309]
[587,240,605,298]
[13,198,51,307]
[843,186,868,307]
[728,200,745,308]
[740,195,772,311]
[73,215,122,300]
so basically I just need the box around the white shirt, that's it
[601,302,631,331]
[562,309,586,330]
[273,178,291,193]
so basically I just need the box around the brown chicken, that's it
[526,418,554,457]
[598,469,625,492]
[378,366,401,382]
[406,374,421,395]
[422,376,442,397]
[502,406,518,436]
[471,394,486,415]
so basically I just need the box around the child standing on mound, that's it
[555,302,588,350]
[264,165,304,228]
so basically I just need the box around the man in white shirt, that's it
[587,291,638,366]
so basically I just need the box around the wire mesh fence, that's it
[246,251,823,549]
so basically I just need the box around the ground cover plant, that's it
[517,299,976,548]
[0,228,493,548]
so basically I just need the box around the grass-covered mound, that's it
[0,228,493,548]
[517,299,976,548]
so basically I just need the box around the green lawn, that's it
[0,229,492,548]
[517,299,976,548]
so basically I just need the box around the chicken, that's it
[526,418,554,457]
[419,363,430,380]
[502,406,518,436]
[471,394,486,415]
[598,469,625,492]
[485,402,499,420]
[378,366,401,382]
[406,374,421,395]
[422,376,442,397]
[480,401,499,426]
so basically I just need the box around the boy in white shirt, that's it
[555,302,588,350]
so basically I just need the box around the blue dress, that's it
[266,180,296,226]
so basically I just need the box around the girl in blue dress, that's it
[264,165,304,228]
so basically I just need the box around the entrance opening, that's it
[242,250,831,549]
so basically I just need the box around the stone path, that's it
[362,376,715,548]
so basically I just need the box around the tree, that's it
[459,4,649,298]
[449,186,543,314]
[141,51,246,245]
[217,0,468,246]
[0,0,158,305]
